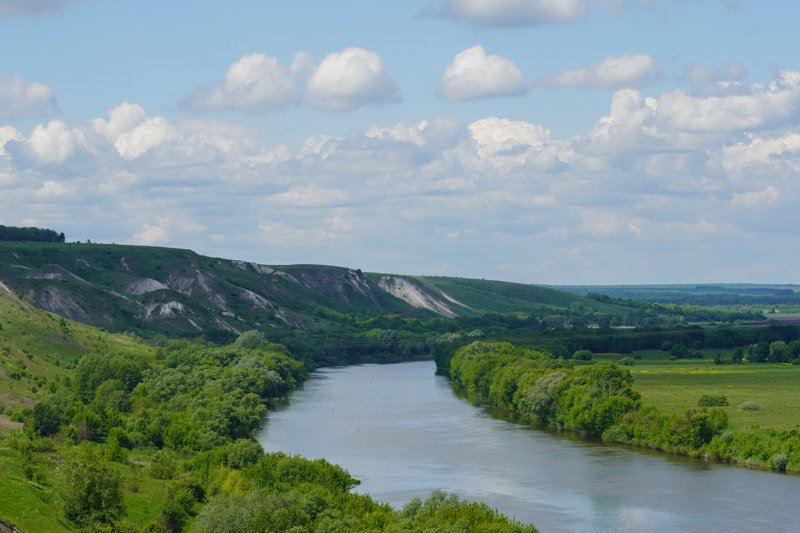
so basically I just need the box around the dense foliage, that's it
[2,334,536,531]
[191,453,535,532]
[0,225,65,243]
[446,341,800,472]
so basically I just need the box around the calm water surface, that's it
[257,361,798,532]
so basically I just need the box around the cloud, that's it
[681,60,747,96]
[263,185,349,208]
[539,54,659,88]
[24,120,84,165]
[433,0,585,27]
[582,70,800,157]
[719,132,800,175]
[2,80,800,284]
[730,186,780,207]
[0,75,57,119]
[133,221,169,246]
[183,48,398,113]
[91,102,179,160]
[0,0,82,18]
[654,70,800,132]
[181,53,311,112]
[306,48,399,112]
[0,126,22,156]
[440,46,528,101]
[114,117,179,161]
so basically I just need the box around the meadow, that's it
[593,351,800,431]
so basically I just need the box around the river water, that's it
[257,361,798,532]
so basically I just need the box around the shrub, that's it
[698,394,728,407]
[150,450,180,480]
[770,453,789,472]
[572,350,592,361]
[739,401,761,411]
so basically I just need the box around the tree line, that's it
[0,225,65,243]
[443,341,799,473]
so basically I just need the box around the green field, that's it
[592,351,800,431]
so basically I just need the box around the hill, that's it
[0,278,153,425]
[0,242,624,342]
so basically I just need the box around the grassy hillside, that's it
[0,280,154,416]
[419,276,628,316]
[0,242,632,343]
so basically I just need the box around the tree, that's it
[235,330,267,349]
[56,443,124,527]
[768,340,791,363]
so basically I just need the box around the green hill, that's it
[0,242,623,341]
[0,279,153,420]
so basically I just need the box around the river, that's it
[257,361,798,532]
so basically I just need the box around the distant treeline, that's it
[0,225,65,243]
[577,287,800,306]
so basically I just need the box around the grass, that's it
[591,350,800,431]
[0,287,155,413]
[0,443,171,531]
[0,446,74,531]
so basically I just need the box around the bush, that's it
[697,394,728,407]
[739,401,761,411]
[572,350,592,361]
[150,450,180,480]
[56,444,124,527]
[225,439,264,469]
[770,453,789,472]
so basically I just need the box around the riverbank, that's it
[258,360,800,533]
[442,342,800,474]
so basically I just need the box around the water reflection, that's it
[258,361,799,533]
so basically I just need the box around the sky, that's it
[1,0,799,284]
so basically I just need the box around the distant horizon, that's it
[1,1,799,285]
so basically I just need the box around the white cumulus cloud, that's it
[92,102,179,160]
[306,47,399,112]
[720,132,800,174]
[436,0,585,27]
[440,46,528,102]
[114,117,179,161]
[24,120,84,165]
[182,53,311,112]
[654,70,800,132]
[0,74,57,119]
[540,54,659,88]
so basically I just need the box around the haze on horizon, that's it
[0,0,798,285]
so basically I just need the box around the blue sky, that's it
[1,0,799,284]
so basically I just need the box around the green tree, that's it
[56,443,124,527]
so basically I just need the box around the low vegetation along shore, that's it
[438,341,800,473]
